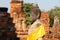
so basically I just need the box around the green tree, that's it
[49,6,60,19]
[48,6,60,27]
[23,3,33,25]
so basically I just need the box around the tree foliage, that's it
[49,6,60,19]
[48,6,60,27]
[23,3,33,25]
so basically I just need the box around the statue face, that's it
[30,8,41,22]
[30,12,37,21]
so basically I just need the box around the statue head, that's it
[30,2,41,22]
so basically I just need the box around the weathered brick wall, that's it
[42,16,60,40]
[10,0,27,40]
[0,8,8,27]
[40,12,50,33]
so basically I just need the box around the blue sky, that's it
[0,0,60,12]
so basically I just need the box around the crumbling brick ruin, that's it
[42,16,60,40]
[0,7,17,40]
[40,12,50,33]
[0,0,60,40]
[10,0,28,40]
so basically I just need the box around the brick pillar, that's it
[10,0,28,40]
[40,12,50,33]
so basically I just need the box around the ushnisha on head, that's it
[30,2,41,22]
[32,2,38,7]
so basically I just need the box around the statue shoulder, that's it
[30,19,41,28]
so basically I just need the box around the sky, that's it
[0,0,60,12]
